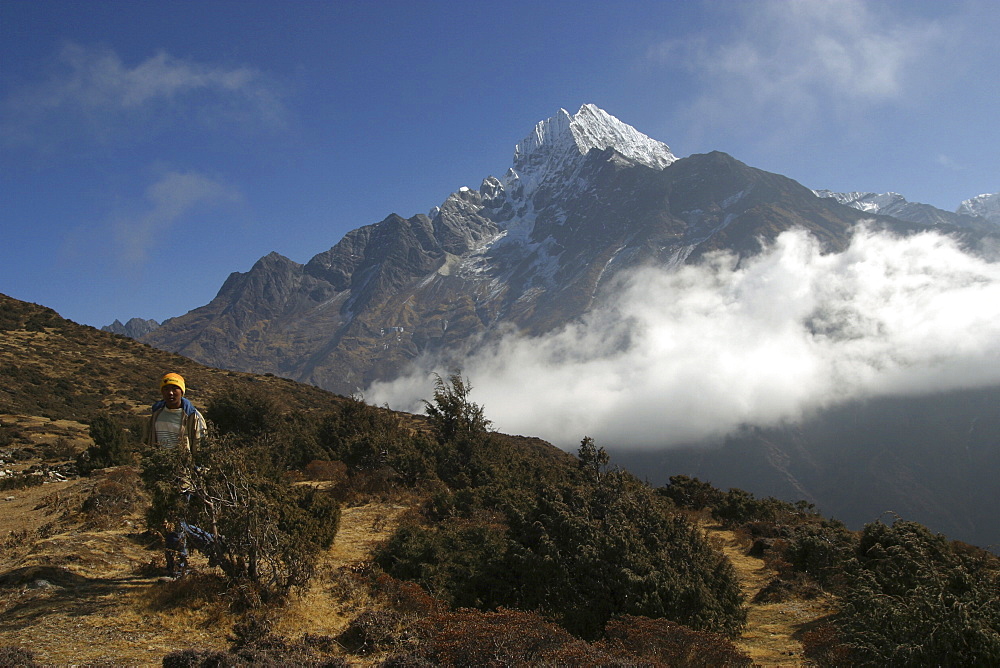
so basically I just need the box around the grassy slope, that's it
[0,293,353,423]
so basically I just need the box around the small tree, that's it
[577,436,610,482]
[177,434,340,598]
[423,371,491,444]
[660,475,723,511]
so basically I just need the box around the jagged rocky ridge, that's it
[957,192,1000,224]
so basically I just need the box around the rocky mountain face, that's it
[143,105,902,395]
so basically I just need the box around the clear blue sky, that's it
[2,0,997,328]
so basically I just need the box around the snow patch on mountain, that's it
[957,192,1000,225]
[814,190,910,214]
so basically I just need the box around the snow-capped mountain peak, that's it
[514,104,676,170]
[505,104,676,199]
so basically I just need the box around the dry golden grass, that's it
[0,456,410,666]
[271,502,410,642]
[0,461,229,664]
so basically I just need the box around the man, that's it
[145,372,206,453]
[145,372,207,577]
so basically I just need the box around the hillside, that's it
[613,384,1000,551]
[3,293,998,666]
[0,293,771,664]
[0,293,351,423]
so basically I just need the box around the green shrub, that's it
[505,463,746,639]
[0,646,40,668]
[825,519,1000,666]
[81,467,145,528]
[711,488,792,526]
[316,396,437,485]
[376,513,513,610]
[76,413,139,475]
[378,438,746,641]
[176,435,341,597]
[781,520,856,585]
[41,437,77,462]
[659,474,724,511]
[0,470,45,491]
[206,384,288,440]
[0,421,14,447]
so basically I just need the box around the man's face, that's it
[161,384,184,409]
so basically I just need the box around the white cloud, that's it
[936,154,963,171]
[653,0,947,142]
[2,43,283,146]
[111,171,242,268]
[367,227,1000,449]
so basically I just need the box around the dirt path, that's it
[327,503,408,567]
[274,502,409,641]
[705,524,836,667]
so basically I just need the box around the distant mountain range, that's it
[102,317,161,339]
[100,105,999,548]
[813,189,1000,230]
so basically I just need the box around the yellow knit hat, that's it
[160,372,186,395]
